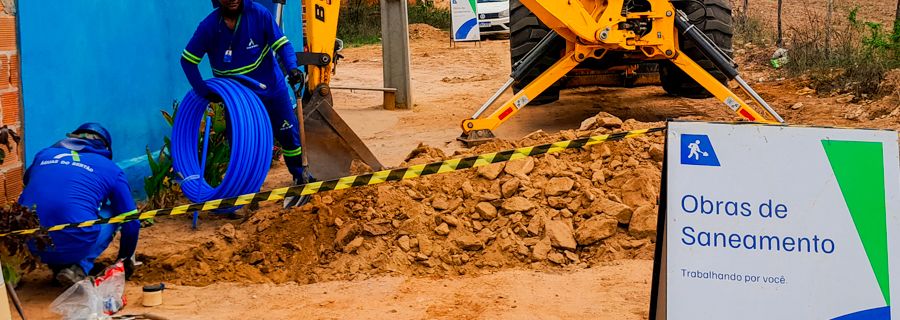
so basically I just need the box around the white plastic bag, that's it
[50,279,106,320]
[50,261,127,320]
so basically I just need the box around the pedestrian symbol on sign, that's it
[681,134,720,166]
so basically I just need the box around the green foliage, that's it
[0,203,50,287]
[785,7,900,97]
[144,101,231,210]
[337,1,452,46]
[734,13,769,45]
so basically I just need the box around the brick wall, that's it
[0,1,23,204]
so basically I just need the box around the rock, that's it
[343,236,364,253]
[596,199,634,224]
[836,94,855,104]
[334,223,361,248]
[432,196,450,211]
[599,144,612,158]
[476,228,496,244]
[580,112,623,130]
[501,178,521,198]
[363,223,391,236]
[442,215,460,227]
[629,205,658,239]
[502,197,535,212]
[397,235,411,251]
[548,251,567,264]
[527,214,545,236]
[477,163,505,180]
[218,223,236,240]
[504,158,535,176]
[544,177,575,196]
[648,145,664,162]
[435,223,450,236]
[475,202,498,219]
[564,250,579,262]
[531,238,551,261]
[415,253,429,261]
[334,217,344,227]
[161,254,186,271]
[545,220,577,250]
[796,87,816,95]
[248,251,265,264]
[461,181,475,197]
[575,216,618,245]
[452,233,484,251]
[790,102,803,110]
[418,235,433,256]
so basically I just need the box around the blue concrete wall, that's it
[18,0,304,198]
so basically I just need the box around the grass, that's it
[337,0,451,46]
[784,7,900,97]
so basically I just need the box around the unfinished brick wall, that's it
[0,1,23,204]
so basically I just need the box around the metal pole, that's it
[734,75,785,123]
[273,0,286,26]
[380,0,413,109]
[470,78,514,119]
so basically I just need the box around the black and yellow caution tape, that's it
[0,127,665,237]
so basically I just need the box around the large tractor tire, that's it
[509,0,565,105]
[659,0,734,98]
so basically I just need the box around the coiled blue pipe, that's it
[172,77,273,203]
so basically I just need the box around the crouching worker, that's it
[19,123,139,286]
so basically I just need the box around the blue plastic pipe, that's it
[172,77,273,206]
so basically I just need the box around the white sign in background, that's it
[665,122,900,319]
[450,0,480,41]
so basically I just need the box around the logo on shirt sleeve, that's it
[247,38,258,50]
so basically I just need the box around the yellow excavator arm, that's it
[459,0,784,145]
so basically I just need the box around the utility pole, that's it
[776,0,783,48]
[380,0,413,109]
[825,0,833,58]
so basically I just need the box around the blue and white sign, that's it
[450,0,480,41]
[658,121,900,319]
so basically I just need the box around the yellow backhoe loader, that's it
[458,0,785,145]
[281,0,784,177]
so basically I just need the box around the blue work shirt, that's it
[181,0,299,99]
[19,138,139,262]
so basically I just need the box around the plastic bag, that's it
[50,261,127,320]
[50,279,105,320]
[94,261,127,314]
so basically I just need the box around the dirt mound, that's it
[135,114,666,286]
[408,23,447,40]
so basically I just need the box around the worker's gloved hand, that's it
[205,92,224,104]
[288,68,305,86]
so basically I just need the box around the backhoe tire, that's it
[659,0,734,98]
[509,0,564,105]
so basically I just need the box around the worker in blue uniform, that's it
[20,123,139,286]
[181,0,310,207]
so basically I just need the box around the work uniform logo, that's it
[680,134,720,166]
[247,38,259,50]
[280,120,293,131]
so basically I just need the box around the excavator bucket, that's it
[298,85,384,181]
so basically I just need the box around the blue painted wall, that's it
[18,0,304,198]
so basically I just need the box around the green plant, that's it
[143,101,231,210]
[785,7,900,97]
[0,203,50,287]
[336,0,452,46]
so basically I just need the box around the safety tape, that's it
[0,127,665,237]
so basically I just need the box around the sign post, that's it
[450,0,480,42]
[653,121,900,319]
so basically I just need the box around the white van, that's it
[476,0,509,35]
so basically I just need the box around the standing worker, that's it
[181,0,310,207]
[19,123,139,286]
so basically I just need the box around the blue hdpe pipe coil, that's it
[172,77,273,203]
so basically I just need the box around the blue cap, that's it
[71,122,112,152]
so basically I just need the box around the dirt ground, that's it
[13,0,900,318]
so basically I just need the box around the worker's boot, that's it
[54,265,86,288]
